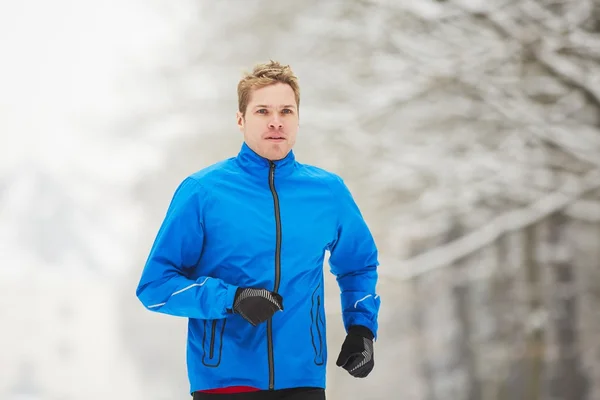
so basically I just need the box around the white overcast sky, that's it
[0,0,195,174]
[0,1,199,278]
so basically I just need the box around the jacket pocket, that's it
[310,284,325,366]
[202,319,226,368]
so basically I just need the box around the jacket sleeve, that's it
[327,176,381,339]
[135,177,239,320]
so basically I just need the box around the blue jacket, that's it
[136,142,380,394]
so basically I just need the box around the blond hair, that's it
[237,60,300,117]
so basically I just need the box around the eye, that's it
[257,109,268,114]
[281,108,293,114]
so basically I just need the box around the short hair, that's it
[237,60,300,117]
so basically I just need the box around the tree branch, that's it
[380,168,600,280]
[476,4,600,109]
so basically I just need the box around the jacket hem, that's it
[190,378,326,395]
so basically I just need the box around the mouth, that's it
[266,136,286,141]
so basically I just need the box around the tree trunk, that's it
[411,276,436,400]
[523,222,546,400]
[412,219,471,400]
[453,277,480,400]
[571,216,600,400]
[486,232,525,400]
[545,212,589,400]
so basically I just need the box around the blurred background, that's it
[2,0,600,399]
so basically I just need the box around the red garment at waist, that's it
[198,386,261,394]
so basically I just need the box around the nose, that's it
[268,116,283,130]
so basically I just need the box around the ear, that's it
[236,111,245,132]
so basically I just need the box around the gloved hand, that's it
[336,325,375,378]
[231,287,283,326]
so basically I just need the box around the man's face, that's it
[237,82,299,161]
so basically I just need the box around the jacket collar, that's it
[236,141,296,177]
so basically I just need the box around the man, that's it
[135,60,381,399]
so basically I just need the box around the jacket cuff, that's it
[348,325,374,340]
[224,284,240,314]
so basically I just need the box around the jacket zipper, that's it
[209,320,217,359]
[267,161,282,390]
[316,296,323,358]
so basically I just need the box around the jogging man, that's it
[135,60,381,399]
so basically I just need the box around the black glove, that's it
[336,325,375,378]
[231,287,283,326]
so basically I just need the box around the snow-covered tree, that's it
[121,1,600,398]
